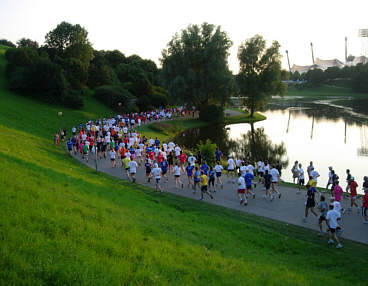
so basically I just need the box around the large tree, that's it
[237,35,285,117]
[161,23,233,108]
[16,38,39,49]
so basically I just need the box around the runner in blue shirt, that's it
[186,164,194,188]
[159,159,169,182]
[155,137,160,148]
[200,161,209,175]
[66,139,73,155]
[193,167,201,193]
[215,148,222,162]
[244,170,255,199]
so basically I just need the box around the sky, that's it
[1,0,367,72]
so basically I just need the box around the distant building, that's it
[314,58,344,70]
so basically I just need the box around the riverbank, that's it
[285,85,368,98]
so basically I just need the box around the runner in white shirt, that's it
[214,162,224,189]
[326,204,343,248]
[151,163,163,192]
[174,145,181,158]
[168,141,175,151]
[149,137,154,146]
[270,165,281,198]
[162,143,168,152]
[240,162,248,176]
[135,147,142,165]
[298,163,305,193]
[237,173,247,205]
[187,154,196,166]
[174,163,184,189]
[227,156,236,183]
[123,126,128,134]
[129,159,138,183]
[257,160,264,183]
[109,150,116,168]
[310,168,320,182]
[247,162,256,188]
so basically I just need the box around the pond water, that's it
[176,96,368,193]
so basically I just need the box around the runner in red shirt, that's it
[178,151,187,172]
[349,177,359,214]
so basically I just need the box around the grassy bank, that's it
[1,46,368,285]
[286,85,368,98]
[225,111,266,124]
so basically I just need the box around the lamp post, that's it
[94,141,98,173]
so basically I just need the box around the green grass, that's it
[225,112,266,124]
[286,85,368,98]
[1,45,368,285]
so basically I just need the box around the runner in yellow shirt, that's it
[200,171,214,200]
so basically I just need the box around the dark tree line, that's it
[3,22,167,111]
[291,64,368,92]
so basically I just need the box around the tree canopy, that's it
[161,23,233,110]
[17,38,39,49]
[237,35,285,117]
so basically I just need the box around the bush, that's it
[197,139,217,166]
[0,39,16,48]
[199,104,224,123]
[94,85,135,112]
[351,64,368,93]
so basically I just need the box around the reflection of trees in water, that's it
[174,125,237,156]
[267,100,368,126]
[233,124,289,167]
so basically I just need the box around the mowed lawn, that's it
[0,46,368,286]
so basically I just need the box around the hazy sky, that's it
[1,0,367,72]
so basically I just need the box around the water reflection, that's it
[233,124,289,167]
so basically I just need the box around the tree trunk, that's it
[250,106,254,117]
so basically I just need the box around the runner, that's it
[178,151,187,172]
[159,158,169,183]
[227,156,236,183]
[237,172,247,205]
[270,165,281,198]
[83,142,89,162]
[244,169,255,199]
[345,169,352,193]
[109,149,116,167]
[208,167,216,192]
[348,177,359,214]
[129,158,138,183]
[317,195,329,236]
[200,161,209,175]
[215,147,222,162]
[193,167,201,194]
[151,163,163,192]
[363,187,368,224]
[307,161,314,177]
[185,163,194,188]
[187,153,196,166]
[303,183,318,223]
[297,163,305,193]
[122,155,131,179]
[200,171,214,201]
[257,160,264,183]
[167,151,174,174]
[214,161,224,189]
[66,138,73,156]
[174,162,184,189]
[326,204,343,248]
[291,161,299,184]
[263,170,273,201]
[326,166,333,191]
[145,159,152,183]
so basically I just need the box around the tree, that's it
[45,21,90,52]
[0,39,16,48]
[161,23,233,110]
[305,68,325,87]
[237,35,285,117]
[104,50,126,68]
[17,38,39,49]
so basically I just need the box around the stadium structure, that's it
[288,29,368,74]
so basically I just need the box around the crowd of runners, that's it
[56,107,368,249]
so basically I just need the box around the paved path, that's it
[73,153,368,245]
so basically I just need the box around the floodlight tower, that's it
[310,42,315,65]
[345,37,348,63]
[359,29,368,56]
[285,50,291,74]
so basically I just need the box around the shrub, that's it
[94,85,135,112]
[197,139,217,166]
[199,104,224,124]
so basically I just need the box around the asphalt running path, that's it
[72,153,368,245]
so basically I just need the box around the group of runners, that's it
[59,108,368,249]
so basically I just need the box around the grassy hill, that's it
[0,45,367,285]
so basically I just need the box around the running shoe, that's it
[328,239,334,244]
[336,244,343,249]
[253,194,255,199]
[278,193,281,199]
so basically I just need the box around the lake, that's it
[176,95,368,193]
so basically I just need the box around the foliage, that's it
[87,50,113,88]
[198,104,224,123]
[351,63,368,93]
[0,39,16,47]
[16,38,39,49]
[305,68,325,87]
[161,23,233,108]
[94,85,135,112]
[45,21,90,52]
[197,139,217,166]
[237,35,285,117]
